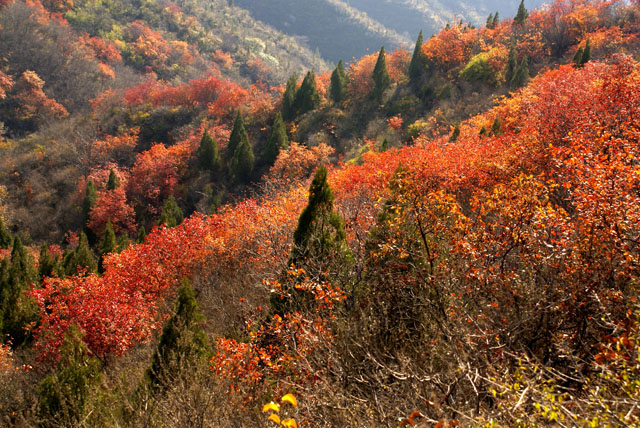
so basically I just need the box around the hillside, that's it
[1,0,640,426]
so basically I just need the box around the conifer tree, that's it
[372,46,391,103]
[116,234,130,253]
[8,236,37,289]
[493,12,499,26]
[65,232,97,275]
[486,13,494,28]
[479,126,488,136]
[99,220,116,272]
[505,44,517,85]
[514,0,528,26]
[409,31,426,83]
[196,130,221,174]
[37,325,102,426]
[230,138,255,183]
[581,39,591,66]
[137,225,146,244]
[380,138,390,151]
[282,73,298,121]
[38,243,58,282]
[81,180,97,225]
[573,46,584,66]
[263,112,289,165]
[0,219,11,249]
[106,169,120,190]
[449,124,461,142]
[491,117,503,136]
[293,71,321,116]
[226,112,249,162]
[158,195,184,228]
[329,60,347,104]
[511,55,529,88]
[146,278,209,389]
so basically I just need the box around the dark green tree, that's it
[158,195,184,228]
[196,130,221,174]
[493,12,500,26]
[491,117,503,136]
[116,234,130,253]
[505,44,517,86]
[580,40,591,66]
[514,0,528,26]
[37,325,102,427]
[263,112,289,165]
[449,124,461,142]
[81,180,97,224]
[380,138,390,151]
[230,138,255,183]
[511,55,530,88]
[293,71,321,116]
[64,232,97,276]
[106,169,120,190]
[226,112,249,162]
[409,31,426,83]
[38,244,59,282]
[329,60,348,104]
[99,220,116,272]
[372,46,391,102]
[0,219,11,249]
[479,126,488,136]
[282,73,298,121]
[137,225,146,244]
[146,278,209,389]
[486,13,494,28]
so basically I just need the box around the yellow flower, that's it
[281,418,298,428]
[262,402,281,413]
[281,393,298,408]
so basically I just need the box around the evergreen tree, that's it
[409,31,426,83]
[573,46,584,66]
[196,130,221,174]
[491,117,503,136]
[38,243,58,282]
[380,138,390,151]
[449,124,461,142]
[106,169,120,190]
[372,46,391,103]
[511,55,530,88]
[486,13,494,28]
[230,138,255,183]
[581,40,591,66]
[479,126,488,136]
[81,180,97,224]
[281,73,298,121]
[116,234,130,253]
[65,232,97,275]
[37,325,102,427]
[226,112,249,162]
[146,278,209,389]
[505,44,517,85]
[0,219,11,249]
[263,112,289,165]
[137,225,146,244]
[99,220,116,272]
[293,71,321,116]
[329,60,348,104]
[514,0,528,26]
[8,236,37,289]
[493,12,499,27]
[158,195,184,228]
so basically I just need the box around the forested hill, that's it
[2,0,640,426]
[235,0,548,61]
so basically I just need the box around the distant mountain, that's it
[235,0,548,63]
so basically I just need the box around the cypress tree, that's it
[9,236,37,288]
[573,46,584,66]
[264,112,289,165]
[0,219,11,249]
[329,60,348,104]
[81,180,97,224]
[99,220,116,272]
[70,232,97,275]
[409,31,426,83]
[511,55,529,88]
[196,130,221,174]
[230,138,255,183]
[282,73,298,121]
[505,44,517,85]
[38,243,58,282]
[158,195,184,228]
[514,0,528,26]
[449,124,461,142]
[226,112,249,162]
[372,46,391,103]
[146,278,209,389]
[37,325,102,426]
[106,169,120,190]
[493,12,499,27]
[581,40,591,66]
[293,71,321,116]
[486,13,494,29]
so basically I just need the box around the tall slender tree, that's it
[514,0,528,26]
[226,112,249,161]
[0,219,11,249]
[293,71,321,116]
[230,137,255,183]
[372,46,391,102]
[330,60,347,104]
[281,73,298,121]
[106,169,120,190]
[511,55,530,88]
[99,220,116,272]
[505,43,517,85]
[263,112,289,165]
[409,31,426,83]
[158,195,184,228]
[196,130,221,174]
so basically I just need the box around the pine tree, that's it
[511,55,529,88]
[106,169,120,190]
[67,232,97,275]
[581,40,591,66]
[116,234,130,253]
[372,46,391,103]
[493,12,499,26]
[449,124,461,142]
[505,44,517,85]
[81,180,97,225]
[158,195,184,228]
[0,219,11,249]
[491,117,503,136]
[196,130,221,174]
[486,13,494,28]
[99,220,116,272]
[293,71,321,116]
[226,112,249,162]
[9,236,37,289]
[380,138,390,151]
[329,60,347,104]
[263,112,289,165]
[38,244,58,282]
[37,325,102,426]
[409,31,426,83]
[514,0,528,26]
[146,278,209,389]
[230,138,255,183]
[137,225,146,244]
[281,73,298,121]
[573,46,584,66]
